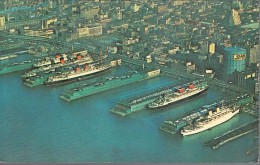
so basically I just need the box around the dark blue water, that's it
[0,63,258,162]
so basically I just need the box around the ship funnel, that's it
[189,84,194,89]
[178,88,185,93]
[77,54,82,60]
[216,107,220,112]
[56,54,61,59]
[75,67,81,72]
[60,57,65,64]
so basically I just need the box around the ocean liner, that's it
[148,80,208,109]
[45,63,110,85]
[181,106,240,136]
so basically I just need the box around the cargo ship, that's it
[148,80,208,109]
[45,63,110,85]
[60,69,160,101]
[180,106,240,136]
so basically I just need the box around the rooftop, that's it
[241,22,259,29]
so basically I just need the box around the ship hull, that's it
[148,86,209,109]
[181,109,239,136]
[44,66,110,86]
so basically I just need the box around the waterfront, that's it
[0,66,258,163]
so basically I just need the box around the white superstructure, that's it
[46,64,110,83]
[148,81,208,109]
[181,107,239,136]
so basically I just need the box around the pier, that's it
[110,80,206,116]
[110,90,166,116]
[0,60,34,75]
[204,119,259,149]
[60,69,160,102]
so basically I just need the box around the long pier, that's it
[204,119,259,149]
[110,86,172,116]
[60,69,160,102]
[0,60,34,75]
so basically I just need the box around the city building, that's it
[80,6,100,20]
[223,47,246,79]
[77,26,102,38]
[0,16,5,30]
[229,9,241,26]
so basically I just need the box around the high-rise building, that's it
[209,43,216,54]
[0,16,5,30]
[223,47,246,75]
[229,9,241,26]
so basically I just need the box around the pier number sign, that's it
[234,54,246,60]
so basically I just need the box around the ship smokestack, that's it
[216,107,220,112]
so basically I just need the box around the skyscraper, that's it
[229,9,241,26]
[223,47,246,75]
[0,16,5,30]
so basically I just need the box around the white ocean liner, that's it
[181,106,240,136]
[45,64,110,84]
[148,81,208,109]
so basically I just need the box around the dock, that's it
[110,79,205,116]
[60,69,161,101]
[204,119,259,149]
[0,60,33,75]
[110,94,159,116]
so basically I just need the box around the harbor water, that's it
[0,55,258,163]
